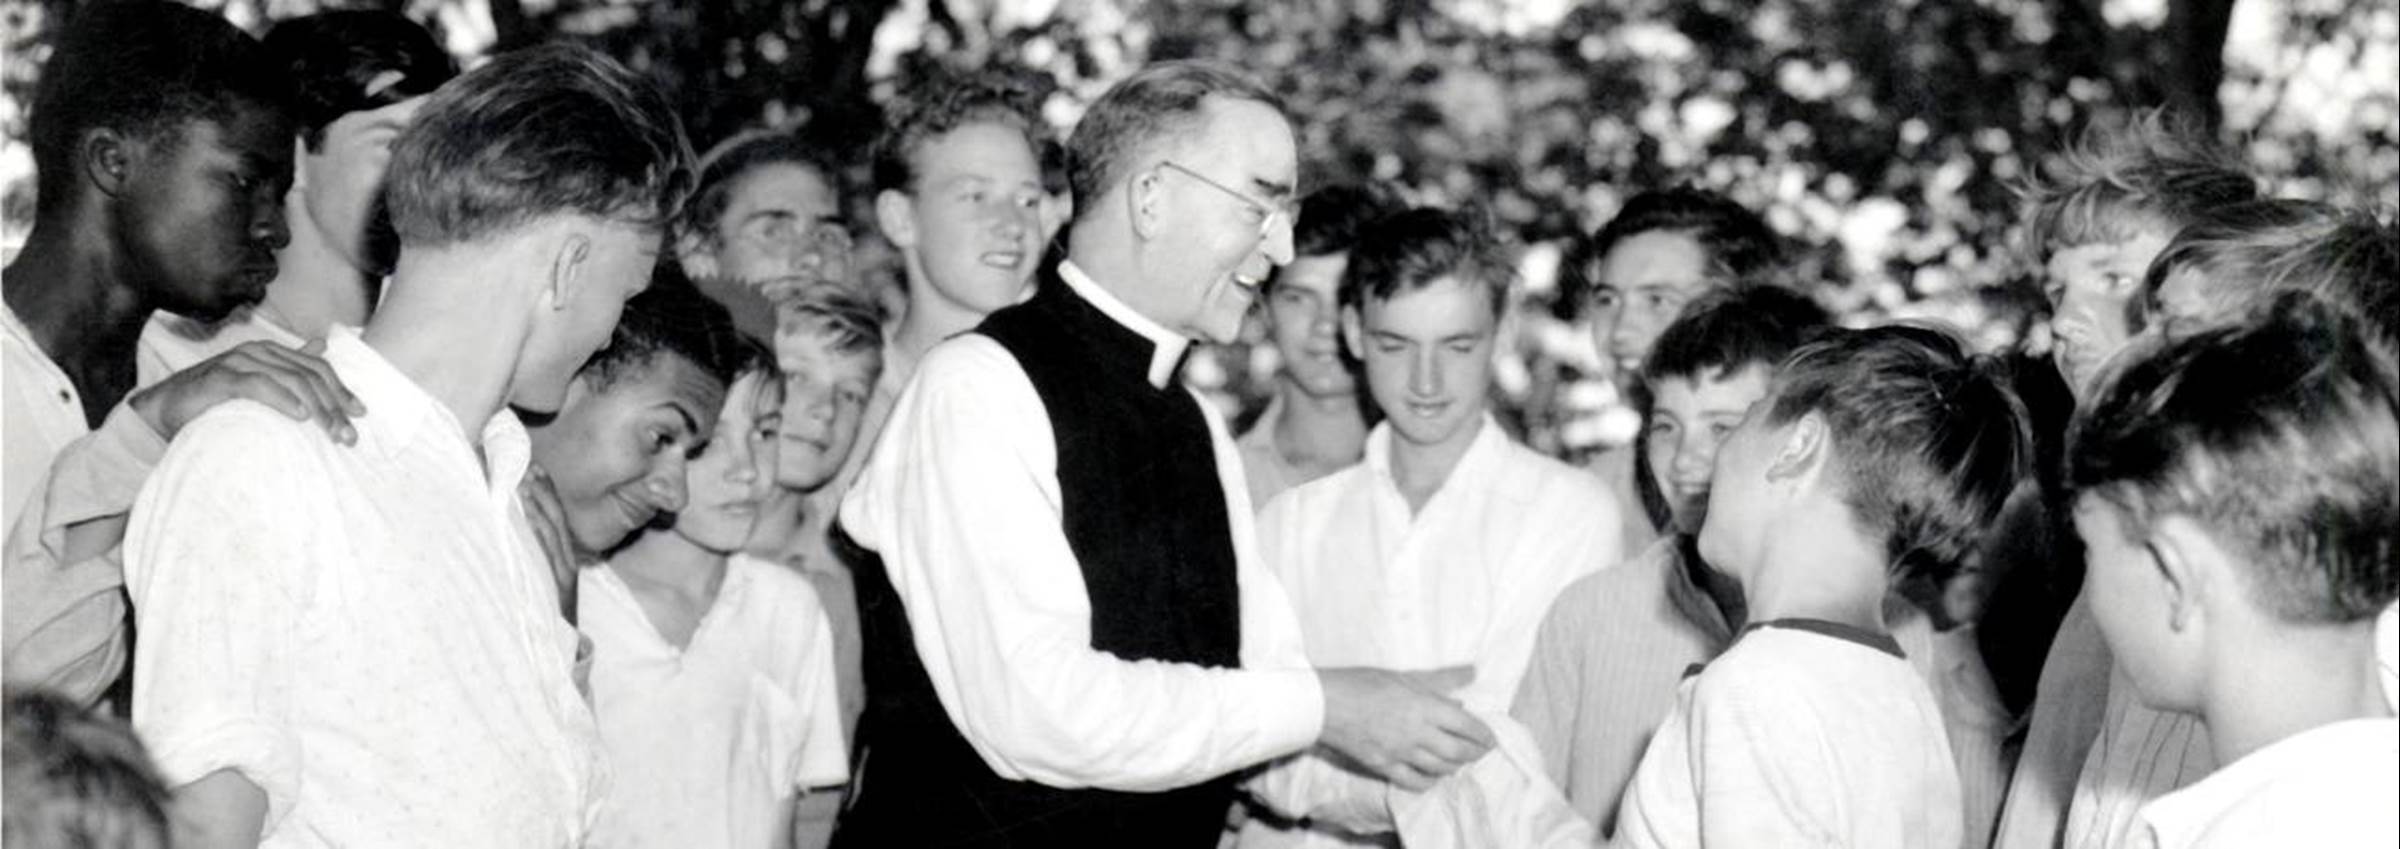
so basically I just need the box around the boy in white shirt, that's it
[2067,294,2396,849]
[1613,324,2032,849]
[583,345,847,849]
[1238,207,1622,847]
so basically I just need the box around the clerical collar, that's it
[1056,261,1192,389]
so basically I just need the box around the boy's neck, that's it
[609,526,732,603]
[2203,620,2391,765]
[1271,377,1368,473]
[359,246,534,444]
[3,223,157,376]
[1739,501,1890,634]
[257,211,375,339]
[895,266,999,367]
[742,487,811,564]
[1388,412,1484,515]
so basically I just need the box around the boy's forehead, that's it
[608,353,729,416]
[1362,276,1500,329]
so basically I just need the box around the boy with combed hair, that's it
[2068,294,2397,847]
[122,44,692,849]
[1987,113,2259,849]
[3,689,173,849]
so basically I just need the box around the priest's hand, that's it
[1314,666,1496,791]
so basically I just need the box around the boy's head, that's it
[385,43,694,415]
[672,356,784,555]
[1264,184,1404,401]
[1699,325,2031,589]
[264,11,455,278]
[3,690,172,849]
[871,71,1048,318]
[676,130,848,287]
[2069,294,2398,715]
[766,280,886,492]
[529,276,748,556]
[1560,187,1782,381]
[2019,112,2256,393]
[2137,199,2399,357]
[1636,285,1829,534]
[1338,207,1511,452]
[30,0,295,322]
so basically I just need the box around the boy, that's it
[138,11,456,382]
[2067,295,2396,847]
[1511,284,1825,836]
[1238,208,1622,847]
[3,689,173,849]
[1236,184,1399,507]
[1989,115,2259,849]
[1613,324,2030,848]
[1558,188,1783,560]
[121,44,692,848]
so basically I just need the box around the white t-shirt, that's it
[125,328,601,848]
[581,552,848,849]
[2134,717,2397,849]
[1613,621,1965,849]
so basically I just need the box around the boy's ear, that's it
[874,189,918,249]
[675,229,719,282]
[2147,514,2222,634]
[547,229,594,311]
[1129,167,1166,241]
[1765,410,1828,484]
[1340,303,1365,362]
[82,128,138,199]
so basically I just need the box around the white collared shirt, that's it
[2063,665,2215,849]
[125,327,601,848]
[2,301,89,533]
[582,553,848,849]
[1240,416,1621,846]
[2134,718,2397,849]
[837,261,1323,792]
[135,307,310,388]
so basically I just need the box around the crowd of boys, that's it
[1,3,2391,849]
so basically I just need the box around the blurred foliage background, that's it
[4,0,2394,454]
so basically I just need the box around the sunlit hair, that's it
[2,690,173,849]
[772,279,887,359]
[386,43,693,247]
[579,269,751,393]
[679,129,842,249]
[2016,110,2256,264]
[30,0,288,221]
[1339,207,1515,315]
[2135,198,2398,355]
[263,10,455,149]
[1763,325,2033,583]
[1065,60,1285,216]
[871,68,1046,195]
[2071,293,2398,624]
[1557,186,1785,314]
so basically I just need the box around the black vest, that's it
[830,277,1246,848]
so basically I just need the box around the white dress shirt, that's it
[582,553,848,849]
[836,261,1324,792]
[135,307,309,387]
[1239,415,1620,846]
[3,302,90,534]
[2133,718,2396,849]
[125,327,601,848]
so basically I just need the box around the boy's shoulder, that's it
[2143,718,2398,849]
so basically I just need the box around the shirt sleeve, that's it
[3,403,168,704]
[123,406,322,830]
[1511,581,1590,796]
[788,586,850,790]
[838,337,1324,792]
[1686,664,1844,849]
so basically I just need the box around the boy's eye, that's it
[1590,291,1621,310]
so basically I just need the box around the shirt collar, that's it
[1362,412,1509,508]
[1057,260,1192,389]
[325,326,531,497]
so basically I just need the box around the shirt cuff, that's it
[145,715,302,835]
[1236,667,1327,760]
[45,405,170,529]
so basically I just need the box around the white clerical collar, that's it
[1056,261,1192,389]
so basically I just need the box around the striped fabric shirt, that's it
[2062,667,2215,849]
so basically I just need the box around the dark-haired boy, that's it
[2068,295,2396,848]
[122,44,693,848]
[1559,187,1784,562]
[1990,116,2260,849]
[2,1,370,704]
[1510,284,1825,836]
[138,10,457,383]
[1237,185,1399,507]
[1237,208,1621,847]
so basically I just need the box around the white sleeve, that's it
[124,406,322,831]
[839,338,1324,792]
[785,583,850,790]
[1392,712,1597,849]
[3,404,167,704]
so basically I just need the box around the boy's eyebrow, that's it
[1252,176,1294,201]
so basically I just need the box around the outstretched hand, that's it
[1315,665,1496,791]
[129,339,364,443]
